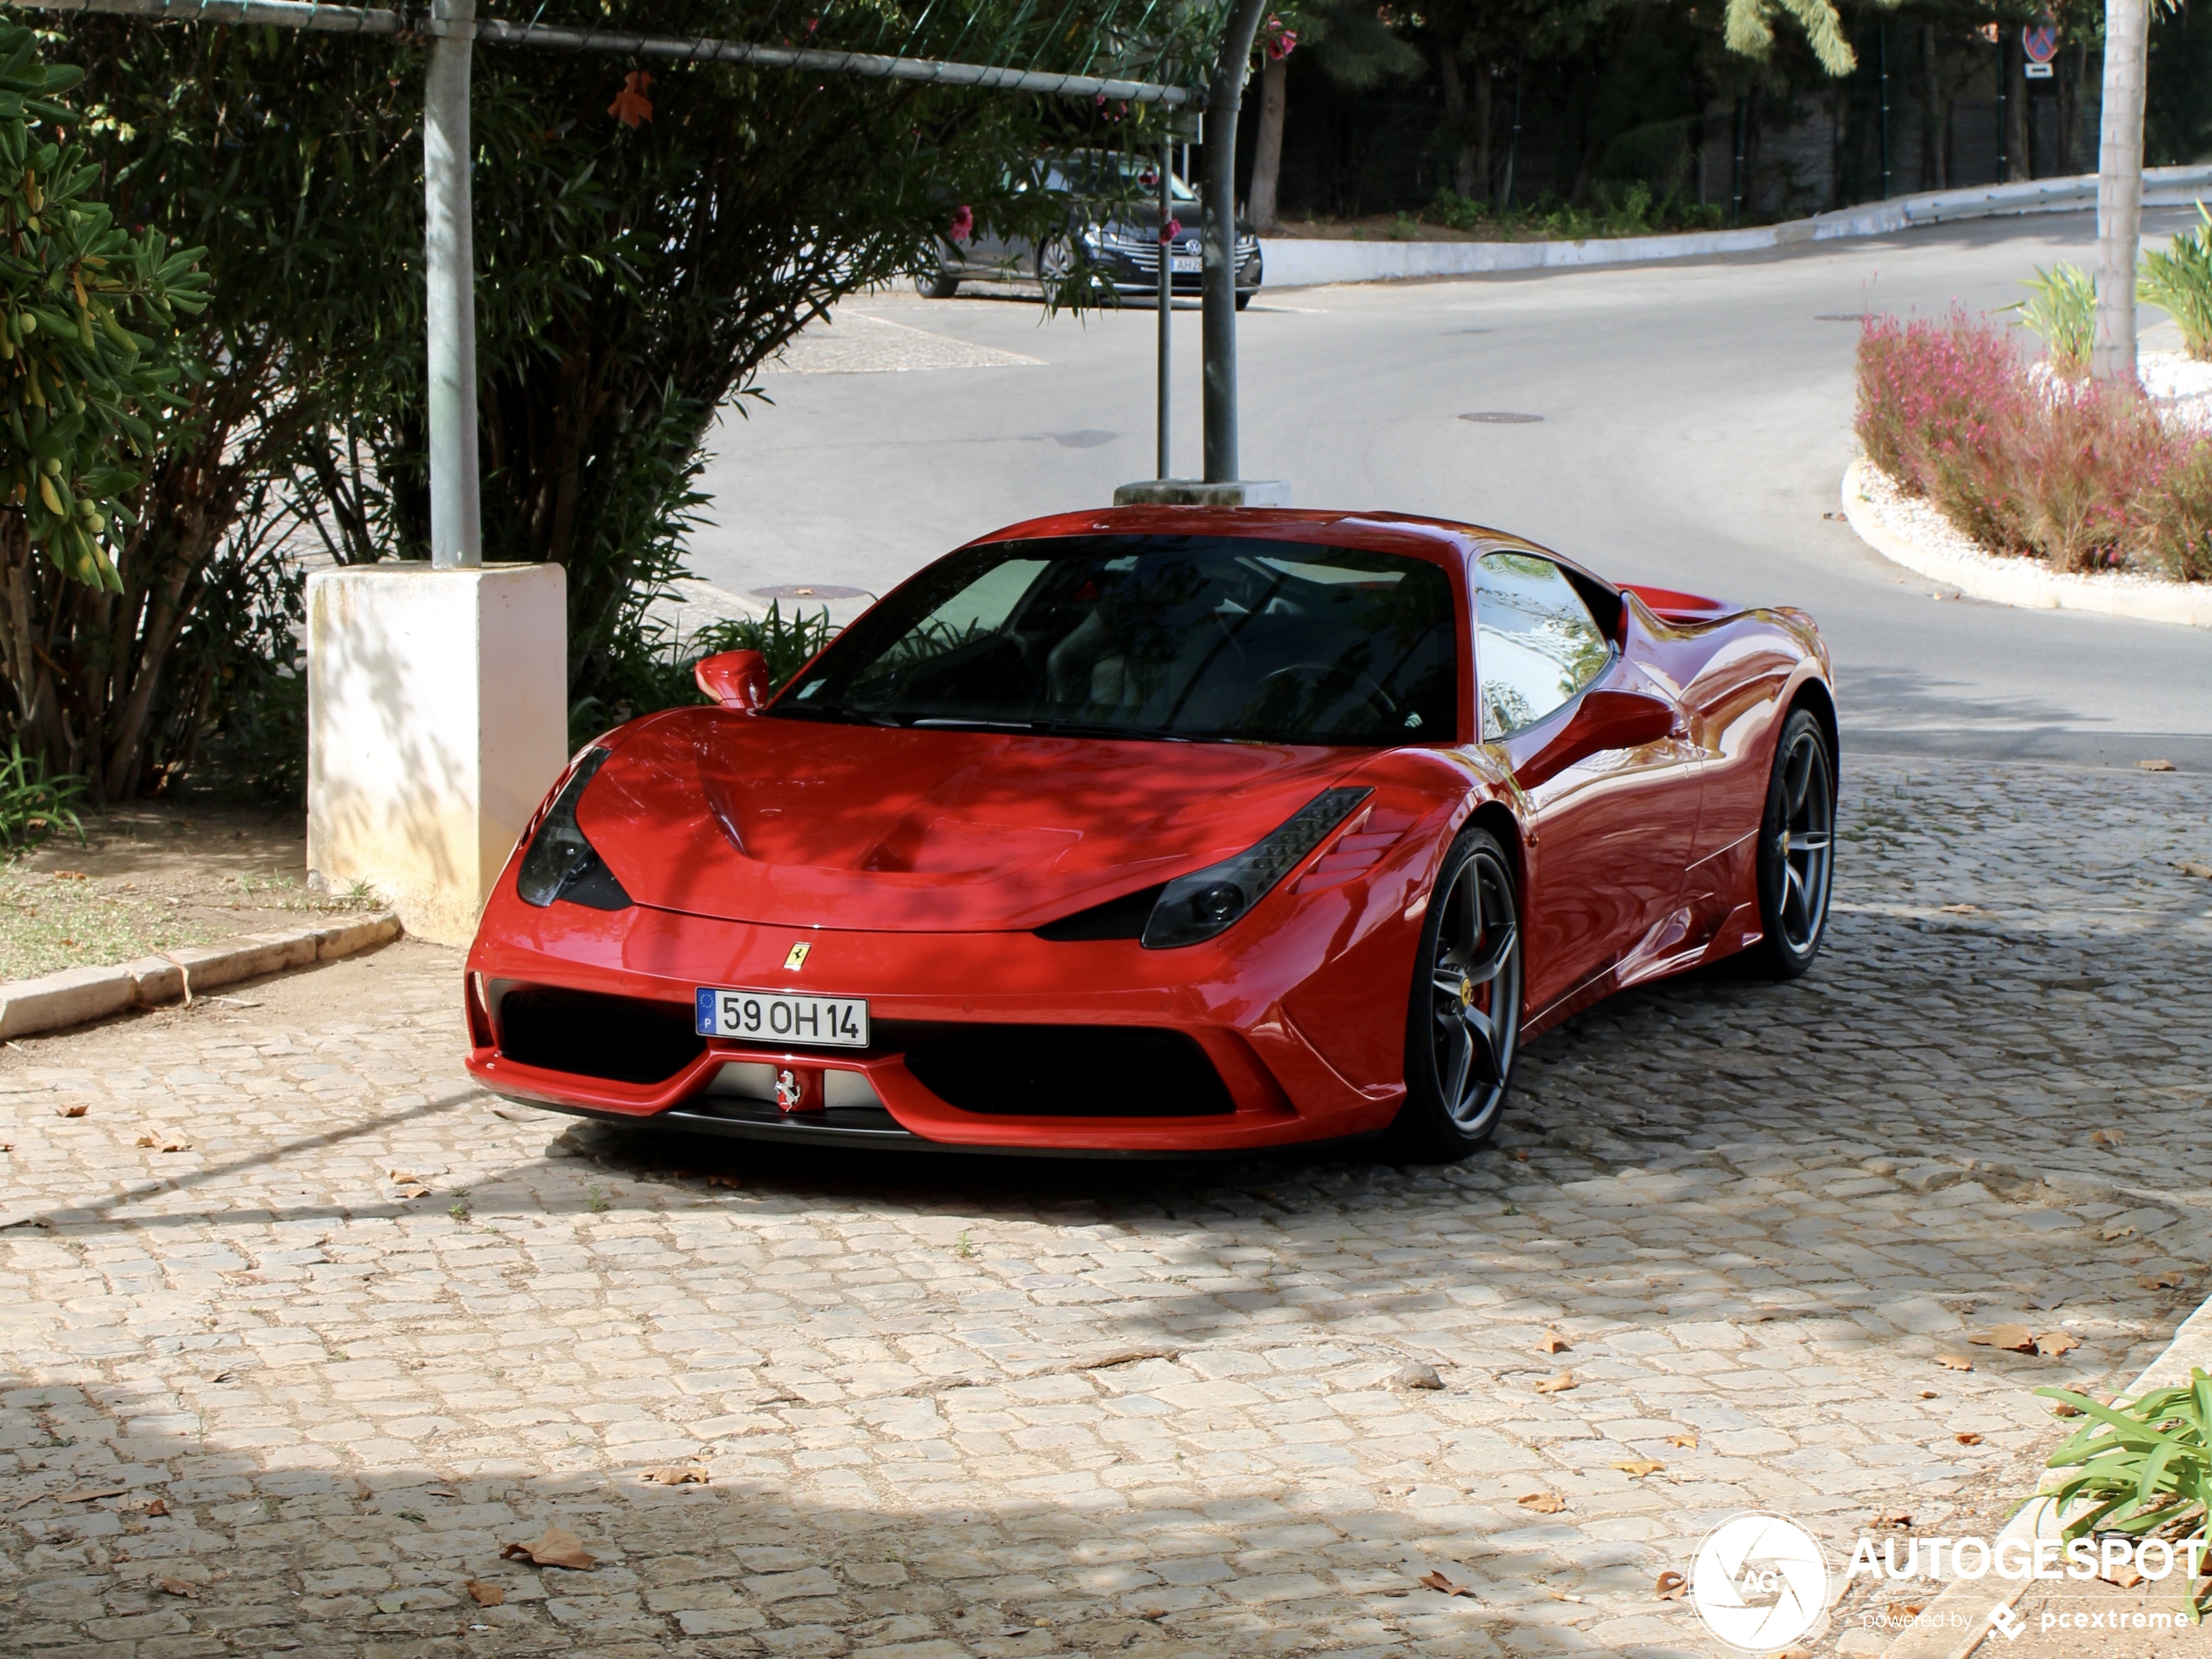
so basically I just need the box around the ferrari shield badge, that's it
[784,942,811,971]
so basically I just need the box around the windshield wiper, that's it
[1028,719,1198,742]
[767,701,907,728]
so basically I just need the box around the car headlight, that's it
[1142,787,1372,948]
[516,749,632,910]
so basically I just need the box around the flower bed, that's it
[1855,312,2212,583]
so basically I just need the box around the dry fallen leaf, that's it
[56,1104,86,1118]
[1888,1603,1926,1621]
[140,1497,167,1517]
[157,1577,197,1598]
[2102,1224,2139,1241]
[1919,1390,1940,1399]
[1666,1433,1698,1449]
[1532,1371,1576,1394]
[1517,1492,1567,1514]
[1419,1570,1475,1597]
[1535,1332,1570,1354]
[1969,1325,2037,1353]
[2138,759,2177,772]
[1938,902,1980,914]
[48,1485,128,1507]
[705,1173,744,1188]
[1612,1460,1664,1478]
[2035,1331,2080,1357]
[1655,1570,1687,1600]
[1871,1510,1912,1530]
[1955,1432,1984,1446]
[134,1133,190,1152]
[2104,1565,2145,1588]
[463,1580,505,1607]
[392,1184,431,1201]
[2052,1400,2083,1417]
[2089,1129,2125,1147]
[2177,860,2212,880]
[1936,1353,1974,1372]
[1510,1150,1529,1163]
[500,1527,597,1571]
[2141,1270,2190,1291]
[638,1465,709,1486]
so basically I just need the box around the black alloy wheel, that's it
[1035,239,1076,291]
[1386,825,1523,1160]
[1755,706,1837,979]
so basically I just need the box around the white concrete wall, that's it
[307,563,569,947]
[1258,163,2212,290]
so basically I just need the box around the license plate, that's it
[694,988,869,1048]
[1170,254,1202,273]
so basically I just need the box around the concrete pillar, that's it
[307,563,568,946]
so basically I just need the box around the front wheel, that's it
[1752,706,1836,979]
[1383,825,1523,1161]
[914,269,960,299]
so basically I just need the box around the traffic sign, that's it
[2024,17,2058,63]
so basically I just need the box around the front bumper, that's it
[1089,244,1263,298]
[463,895,1401,1155]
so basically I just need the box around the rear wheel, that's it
[1384,825,1523,1161]
[1752,706,1836,979]
[914,266,960,299]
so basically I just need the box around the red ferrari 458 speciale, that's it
[464,507,1837,1159]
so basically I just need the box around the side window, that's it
[1474,551,1613,740]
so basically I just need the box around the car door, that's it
[1474,550,1704,1014]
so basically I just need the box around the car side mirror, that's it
[1514,690,1677,791]
[696,649,771,711]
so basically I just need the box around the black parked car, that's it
[916,150,1262,310]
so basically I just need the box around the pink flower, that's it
[948,205,974,244]
[1159,217,1182,243]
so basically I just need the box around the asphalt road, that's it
[691,207,2212,768]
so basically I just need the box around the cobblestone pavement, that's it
[4,756,2210,1659]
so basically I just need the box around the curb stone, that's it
[1261,163,2212,288]
[1841,458,2212,631]
[0,912,402,1041]
[1875,1294,2212,1659]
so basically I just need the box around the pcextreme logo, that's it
[1690,1512,1831,1653]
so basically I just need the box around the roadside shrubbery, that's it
[1855,311,2212,581]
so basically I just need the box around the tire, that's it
[914,268,960,300]
[1383,825,1524,1161]
[1035,239,1076,290]
[1752,705,1837,980]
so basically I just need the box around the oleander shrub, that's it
[2000,377,2176,573]
[1856,311,2034,550]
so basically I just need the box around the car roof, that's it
[961,506,1621,597]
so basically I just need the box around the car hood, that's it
[576,709,1359,932]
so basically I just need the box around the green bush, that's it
[573,599,835,746]
[0,736,84,850]
[2037,1371,2212,1622]
[2141,203,2212,361]
[2010,264,2099,376]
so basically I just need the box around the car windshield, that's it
[772,536,1459,746]
[1046,153,1198,205]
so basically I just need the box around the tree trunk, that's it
[1921,25,1946,191]
[1437,44,1472,199]
[1248,51,1287,233]
[2093,0,2148,383]
[2003,33,2029,180]
[1474,59,1494,200]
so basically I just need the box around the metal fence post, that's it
[1200,0,1269,484]
[425,0,482,568]
[1157,132,1173,479]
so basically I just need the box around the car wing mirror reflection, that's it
[696,649,771,711]
[1513,689,1677,791]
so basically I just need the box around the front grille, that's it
[497,985,705,1085]
[894,1024,1233,1116]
